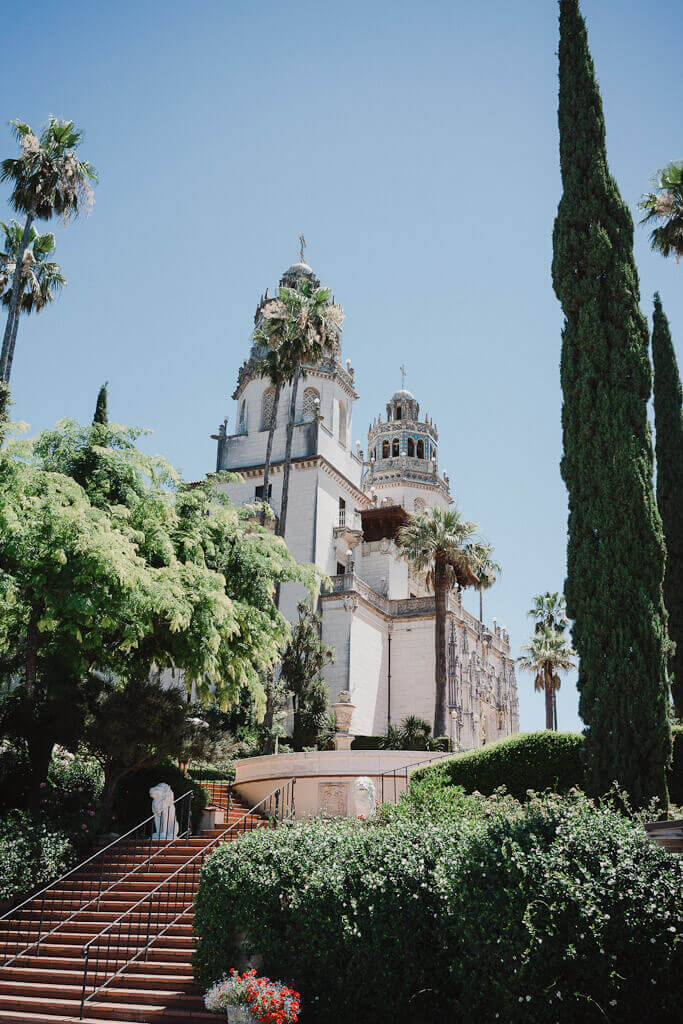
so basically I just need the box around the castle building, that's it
[213,260,519,748]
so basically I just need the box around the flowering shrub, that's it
[194,792,682,1024]
[205,969,300,1023]
[0,810,74,904]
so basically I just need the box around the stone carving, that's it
[319,782,348,817]
[352,777,376,818]
[150,783,179,840]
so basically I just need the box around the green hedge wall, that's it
[193,795,683,1023]
[412,731,586,800]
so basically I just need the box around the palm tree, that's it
[527,592,569,729]
[258,278,343,542]
[638,161,683,261]
[0,221,65,380]
[253,339,285,527]
[397,506,493,737]
[0,118,97,382]
[517,625,576,731]
[475,544,500,622]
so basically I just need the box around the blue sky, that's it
[4,0,682,733]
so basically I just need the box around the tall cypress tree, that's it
[93,382,108,425]
[552,0,670,807]
[652,293,683,717]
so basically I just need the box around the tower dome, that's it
[363,374,451,510]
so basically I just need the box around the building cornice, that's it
[232,357,359,402]
[213,453,369,506]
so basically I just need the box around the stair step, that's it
[0,994,213,1023]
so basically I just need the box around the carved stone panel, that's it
[318,782,349,817]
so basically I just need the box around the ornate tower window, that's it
[392,437,400,457]
[338,401,347,445]
[414,496,425,512]
[238,400,247,434]
[303,387,320,423]
[407,437,415,457]
[396,405,402,420]
[416,438,425,459]
[261,388,276,430]
[382,439,390,458]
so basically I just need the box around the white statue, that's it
[353,776,376,819]
[149,783,179,840]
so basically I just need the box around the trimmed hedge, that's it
[113,760,208,834]
[412,731,585,800]
[193,793,683,1023]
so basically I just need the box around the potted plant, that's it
[205,969,301,1024]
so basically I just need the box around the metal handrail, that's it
[0,788,194,970]
[380,753,453,804]
[79,779,296,1017]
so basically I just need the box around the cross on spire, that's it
[298,233,306,264]
[400,363,407,390]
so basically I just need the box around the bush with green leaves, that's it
[0,810,74,905]
[411,730,585,799]
[193,790,682,1023]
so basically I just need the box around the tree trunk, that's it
[261,380,281,526]
[544,665,554,730]
[99,768,119,833]
[433,559,448,737]
[3,286,24,383]
[479,586,483,622]
[1,211,34,381]
[277,364,301,541]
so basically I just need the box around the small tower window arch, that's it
[396,405,402,420]
[407,437,415,457]
[261,388,276,430]
[382,439,390,459]
[338,401,347,445]
[416,439,425,459]
[392,437,400,457]
[303,387,320,423]
[238,400,247,434]
[414,496,426,513]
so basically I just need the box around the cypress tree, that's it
[652,293,683,717]
[93,382,108,425]
[552,0,670,807]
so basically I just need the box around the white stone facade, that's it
[213,260,519,749]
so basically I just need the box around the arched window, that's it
[416,439,425,459]
[382,439,390,459]
[414,497,426,513]
[338,401,347,445]
[238,400,247,434]
[407,437,415,457]
[396,405,402,420]
[392,437,400,457]
[261,388,276,430]
[303,387,320,422]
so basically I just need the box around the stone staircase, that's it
[0,788,266,1024]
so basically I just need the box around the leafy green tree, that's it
[552,0,670,806]
[638,161,683,261]
[0,221,65,380]
[93,382,108,425]
[257,280,344,542]
[0,418,317,804]
[397,506,493,737]
[253,343,285,527]
[652,293,683,716]
[0,118,97,382]
[474,543,500,622]
[518,626,576,730]
[280,600,334,749]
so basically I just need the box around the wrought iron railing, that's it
[0,789,194,970]
[79,779,296,1018]
[380,754,453,805]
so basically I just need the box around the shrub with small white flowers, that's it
[194,788,682,1023]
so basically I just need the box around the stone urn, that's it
[331,690,356,750]
[228,1007,255,1024]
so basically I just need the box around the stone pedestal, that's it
[331,690,356,752]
